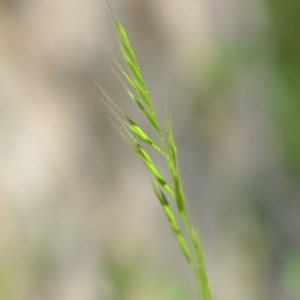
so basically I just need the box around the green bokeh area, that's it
[103,254,191,300]
[282,251,300,297]
[266,0,300,176]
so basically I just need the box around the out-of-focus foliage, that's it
[103,253,191,300]
[265,0,300,175]
[282,251,300,298]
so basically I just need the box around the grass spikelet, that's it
[98,7,213,300]
[133,142,174,197]
[154,186,192,264]
[125,116,164,155]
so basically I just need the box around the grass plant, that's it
[96,9,213,300]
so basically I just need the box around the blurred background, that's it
[0,0,299,299]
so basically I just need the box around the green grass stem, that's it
[97,9,213,300]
